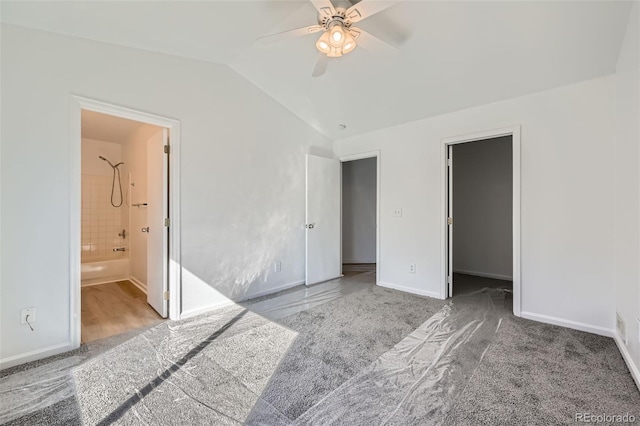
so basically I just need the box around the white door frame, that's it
[69,95,182,349]
[339,150,381,286]
[440,126,521,316]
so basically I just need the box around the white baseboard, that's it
[242,280,305,300]
[614,333,640,391]
[0,341,74,370]
[378,281,443,299]
[180,300,236,320]
[453,269,512,281]
[128,276,147,294]
[179,280,308,320]
[520,311,615,337]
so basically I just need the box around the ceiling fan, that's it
[258,0,398,77]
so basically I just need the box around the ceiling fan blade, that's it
[312,53,329,77]
[310,0,336,18]
[345,0,396,23]
[350,27,399,55]
[258,25,324,45]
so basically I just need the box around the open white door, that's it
[146,129,169,317]
[305,154,341,285]
[447,145,454,297]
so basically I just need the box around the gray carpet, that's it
[0,324,161,425]
[284,288,507,425]
[452,272,512,296]
[246,277,446,420]
[1,272,639,425]
[442,314,640,425]
[4,397,80,426]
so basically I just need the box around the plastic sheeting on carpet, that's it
[243,272,374,321]
[288,288,509,425]
[73,307,300,425]
[3,278,513,425]
[0,275,375,425]
[69,275,377,425]
[0,356,84,424]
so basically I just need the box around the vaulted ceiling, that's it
[1,1,632,138]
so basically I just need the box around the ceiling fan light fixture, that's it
[332,29,343,42]
[342,33,356,54]
[327,47,343,58]
[316,27,356,57]
[316,31,331,54]
[328,23,345,48]
[258,0,399,77]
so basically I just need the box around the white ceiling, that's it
[82,110,147,144]
[2,1,632,139]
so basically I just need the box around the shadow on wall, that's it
[179,143,328,304]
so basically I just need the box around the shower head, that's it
[99,156,123,168]
[99,155,113,167]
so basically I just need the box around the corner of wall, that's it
[615,333,640,390]
[612,1,640,389]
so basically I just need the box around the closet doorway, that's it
[442,127,521,315]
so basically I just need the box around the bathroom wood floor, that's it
[81,280,164,343]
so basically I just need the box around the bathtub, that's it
[81,258,130,286]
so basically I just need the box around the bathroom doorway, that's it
[74,100,179,344]
[79,110,166,342]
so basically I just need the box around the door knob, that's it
[142,227,149,233]
[305,223,315,229]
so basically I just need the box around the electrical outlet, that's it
[409,264,416,274]
[274,261,282,272]
[393,208,403,217]
[21,307,36,325]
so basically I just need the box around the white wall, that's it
[334,75,615,334]
[453,137,512,280]
[0,25,331,367]
[342,158,377,264]
[614,3,640,378]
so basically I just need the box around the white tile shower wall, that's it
[81,174,128,261]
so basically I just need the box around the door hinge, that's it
[447,159,452,167]
[447,217,453,225]
[163,290,170,301]
[164,145,170,154]
[164,217,170,227]
[447,276,452,284]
